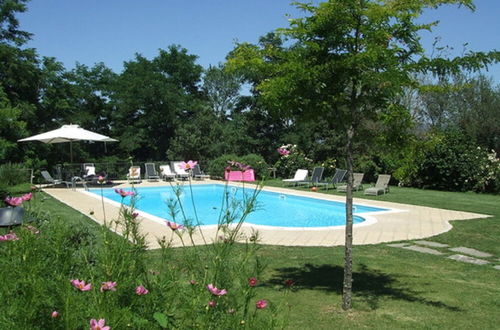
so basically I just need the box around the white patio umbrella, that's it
[18,124,118,163]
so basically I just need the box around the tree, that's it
[203,63,242,119]
[112,45,204,160]
[0,0,31,46]
[228,0,499,310]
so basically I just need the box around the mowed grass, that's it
[15,183,500,329]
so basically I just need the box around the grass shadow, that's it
[268,263,462,311]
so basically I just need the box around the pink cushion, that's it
[225,170,255,182]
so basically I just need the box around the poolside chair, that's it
[364,174,391,195]
[192,164,210,180]
[297,167,324,187]
[337,172,364,192]
[40,170,70,188]
[171,161,189,180]
[317,168,347,191]
[145,163,160,182]
[83,164,96,181]
[127,166,142,184]
[159,164,176,181]
[282,169,308,186]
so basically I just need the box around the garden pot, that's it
[0,206,26,226]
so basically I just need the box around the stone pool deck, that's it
[42,180,490,249]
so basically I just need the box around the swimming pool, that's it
[89,184,388,228]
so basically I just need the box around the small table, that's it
[71,177,88,191]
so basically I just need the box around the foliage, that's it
[395,131,500,192]
[0,162,30,186]
[0,183,287,329]
[227,0,500,310]
[202,63,242,119]
[274,144,313,178]
[415,74,500,153]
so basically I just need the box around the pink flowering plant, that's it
[274,144,313,178]
[0,164,288,329]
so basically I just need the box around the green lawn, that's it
[9,183,499,329]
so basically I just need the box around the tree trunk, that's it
[342,125,355,310]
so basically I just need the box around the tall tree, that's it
[0,0,31,46]
[202,63,242,119]
[228,0,499,310]
[112,45,204,160]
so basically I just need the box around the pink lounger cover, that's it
[225,169,255,182]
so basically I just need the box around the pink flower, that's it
[21,193,33,201]
[114,189,135,197]
[100,281,117,292]
[131,212,139,219]
[208,300,217,308]
[0,232,19,241]
[166,221,184,231]
[70,279,92,291]
[248,277,258,287]
[51,311,60,318]
[256,299,268,309]
[4,196,23,207]
[90,318,110,330]
[277,148,290,156]
[284,279,295,287]
[135,285,149,295]
[207,284,227,296]
[179,160,198,171]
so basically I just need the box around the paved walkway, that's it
[388,240,499,270]
[43,180,490,249]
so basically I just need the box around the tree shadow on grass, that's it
[268,263,461,311]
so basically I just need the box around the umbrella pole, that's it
[70,141,73,163]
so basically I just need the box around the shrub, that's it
[395,131,500,193]
[274,144,313,178]
[0,163,31,186]
[0,184,288,329]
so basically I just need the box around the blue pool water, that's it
[89,184,387,228]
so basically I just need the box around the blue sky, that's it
[19,0,500,82]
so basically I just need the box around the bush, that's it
[0,163,31,186]
[274,145,313,178]
[0,185,288,329]
[395,131,500,193]
[207,154,269,179]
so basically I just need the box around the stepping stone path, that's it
[387,243,408,248]
[414,240,449,248]
[387,242,498,269]
[448,254,490,265]
[402,245,444,255]
[449,247,493,258]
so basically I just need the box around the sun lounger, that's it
[317,168,347,190]
[127,166,142,184]
[297,167,324,187]
[337,172,364,192]
[282,169,308,186]
[364,174,391,195]
[192,164,210,180]
[171,161,190,180]
[41,170,70,188]
[159,165,176,181]
[145,163,160,182]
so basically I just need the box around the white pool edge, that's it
[81,184,407,231]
